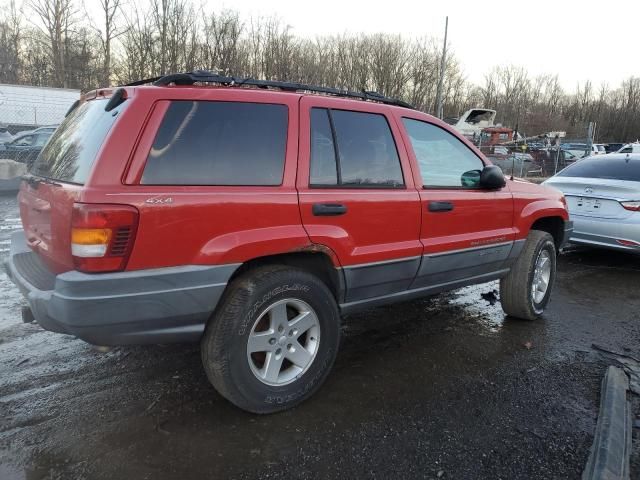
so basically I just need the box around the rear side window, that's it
[309,108,404,188]
[310,109,338,185]
[31,98,122,184]
[142,101,288,186]
[557,156,640,182]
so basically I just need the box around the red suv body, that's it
[4,74,571,412]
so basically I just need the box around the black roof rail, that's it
[124,71,415,109]
[123,75,163,86]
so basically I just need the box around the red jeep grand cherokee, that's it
[4,72,571,413]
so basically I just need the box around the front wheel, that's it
[500,230,557,320]
[201,265,341,414]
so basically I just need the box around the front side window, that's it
[402,118,484,188]
[309,108,404,188]
[142,101,288,186]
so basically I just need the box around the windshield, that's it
[557,156,640,182]
[30,98,125,184]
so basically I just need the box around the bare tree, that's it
[0,0,22,83]
[202,10,243,74]
[0,0,637,142]
[87,0,126,86]
[28,0,77,87]
[119,5,155,81]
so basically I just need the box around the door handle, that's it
[428,201,454,212]
[312,203,348,216]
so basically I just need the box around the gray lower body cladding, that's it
[339,240,526,314]
[411,242,517,289]
[5,230,532,345]
[342,256,421,302]
[3,231,239,345]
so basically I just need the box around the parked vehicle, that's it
[31,125,58,135]
[3,72,571,413]
[561,150,582,164]
[605,143,624,153]
[544,154,640,253]
[445,108,497,139]
[0,130,53,166]
[561,143,589,159]
[593,144,607,155]
[0,125,13,144]
[616,142,640,154]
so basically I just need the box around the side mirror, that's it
[479,164,506,189]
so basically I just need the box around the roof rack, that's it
[123,71,415,109]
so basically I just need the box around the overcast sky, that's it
[218,0,638,91]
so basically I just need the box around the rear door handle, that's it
[428,201,454,212]
[312,203,348,216]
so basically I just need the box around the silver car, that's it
[544,154,640,253]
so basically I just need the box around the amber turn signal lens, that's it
[71,228,112,245]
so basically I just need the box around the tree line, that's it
[0,0,638,142]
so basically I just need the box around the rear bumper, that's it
[561,220,574,249]
[569,215,640,253]
[3,231,239,345]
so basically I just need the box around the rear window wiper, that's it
[22,174,61,189]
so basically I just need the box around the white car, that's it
[544,154,640,253]
[0,126,12,144]
[616,142,640,154]
[593,144,607,155]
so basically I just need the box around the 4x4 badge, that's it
[145,197,173,204]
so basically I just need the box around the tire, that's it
[500,230,557,320]
[201,265,341,414]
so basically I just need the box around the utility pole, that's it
[586,121,594,157]
[435,16,448,119]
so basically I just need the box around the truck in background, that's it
[0,84,80,192]
[0,84,80,135]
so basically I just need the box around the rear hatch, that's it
[19,97,125,274]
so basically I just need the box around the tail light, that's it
[620,201,640,212]
[616,239,640,247]
[71,203,139,273]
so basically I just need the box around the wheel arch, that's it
[530,216,565,250]
[227,250,345,304]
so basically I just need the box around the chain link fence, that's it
[0,83,80,168]
[0,84,79,131]
[462,120,599,179]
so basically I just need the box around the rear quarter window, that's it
[31,98,123,184]
[141,101,288,186]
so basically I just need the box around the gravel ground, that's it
[0,193,639,479]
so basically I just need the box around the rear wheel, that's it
[201,265,340,414]
[500,230,557,320]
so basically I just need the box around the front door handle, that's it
[312,203,348,216]
[428,201,454,212]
